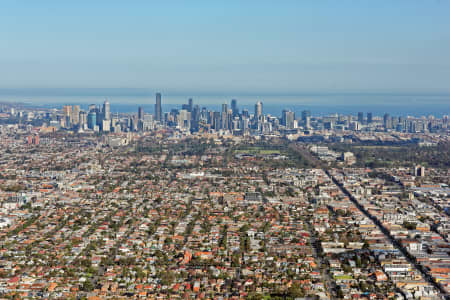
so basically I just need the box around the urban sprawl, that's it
[0,94,449,300]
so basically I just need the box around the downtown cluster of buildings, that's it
[2,94,447,141]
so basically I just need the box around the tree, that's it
[81,279,94,292]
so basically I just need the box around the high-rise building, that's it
[72,105,80,125]
[88,104,96,112]
[155,93,162,122]
[301,110,311,122]
[62,105,72,128]
[255,101,263,120]
[138,106,144,120]
[231,99,238,117]
[87,111,97,129]
[63,105,72,122]
[222,103,228,113]
[79,111,87,128]
[213,111,221,130]
[102,119,111,132]
[178,109,191,129]
[357,112,364,124]
[282,109,295,129]
[103,100,110,120]
[188,98,193,113]
[367,112,373,124]
[384,113,391,129]
[305,116,311,129]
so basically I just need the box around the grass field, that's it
[234,148,281,155]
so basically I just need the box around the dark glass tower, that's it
[231,99,238,117]
[138,106,144,120]
[155,93,162,122]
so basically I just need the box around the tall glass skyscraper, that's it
[103,100,110,120]
[155,93,162,122]
[255,101,263,120]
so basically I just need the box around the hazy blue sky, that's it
[1,0,450,94]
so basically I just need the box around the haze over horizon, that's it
[1,1,450,94]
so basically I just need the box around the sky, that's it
[1,0,450,94]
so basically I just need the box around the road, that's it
[293,142,449,300]
[305,215,336,299]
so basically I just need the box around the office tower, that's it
[102,119,111,132]
[72,105,80,125]
[200,107,208,122]
[87,111,97,129]
[103,100,110,120]
[178,109,191,129]
[79,111,87,127]
[220,103,228,130]
[242,109,249,118]
[383,113,391,129]
[227,109,233,130]
[231,99,238,117]
[213,111,221,130]
[255,101,263,120]
[155,93,162,122]
[96,109,103,127]
[221,103,228,113]
[88,104,96,112]
[301,110,311,121]
[190,105,200,132]
[391,116,398,129]
[305,116,311,129]
[192,105,200,121]
[63,105,72,121]
[188,98,193,112]
[221,112,228,130]
[282,109,295,129]
[62,105,72,128]
[358,112,364,124]
[138,106,144,120]
[367,112,373,124]
[130,116,138,131]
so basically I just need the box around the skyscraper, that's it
[188,98,193,113]
[63,105,72,120]
[221,103,228,130]
[301,110,311,122]
[357,112,364,124]
[282,109,295,129]
[178,109,191,129]
[255,101,263,120]
[63,105,72,127]
[103,100,110,120]
[367,112,373,124]
[138,106,144,120]
[79,111,87,128]
[384,113,391,129]
[155,93,162,122]
[87,111,97,129]
[231,99,238,117]
[72,105,80,125]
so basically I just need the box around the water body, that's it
[0,89,448,117]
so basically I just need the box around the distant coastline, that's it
[1,89,449,118]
